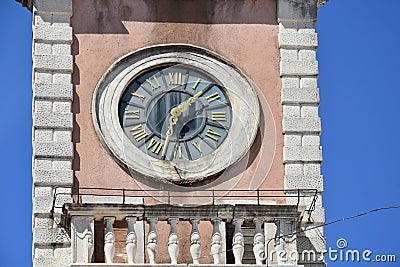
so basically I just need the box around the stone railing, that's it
[63,204,304,266]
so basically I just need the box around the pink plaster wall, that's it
[72,0,283,262]
[72,0,283,195]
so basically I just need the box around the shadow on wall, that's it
[73,0,277,34]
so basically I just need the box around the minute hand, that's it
[176,90,203,114]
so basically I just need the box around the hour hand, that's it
[161,115,178,157]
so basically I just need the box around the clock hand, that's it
[161,115,178,157]
[162,90,203,157]
[172,90,204,116]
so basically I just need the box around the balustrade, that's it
[65,204,302,266]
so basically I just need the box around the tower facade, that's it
[17,0,328,266]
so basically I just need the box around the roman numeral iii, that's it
[211,111,226,121]
[205,128,221,142]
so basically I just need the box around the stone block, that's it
[284,134,302,146]
[35,129,53,142]
[283,104,301,117]
[34,26,72,42]
[53,72,72,84]
[303,163,321,176]
[301,105,319,118]
[277,0,318,22]
[281,60,319,76]
[282,77,300,88]
[33,257,71,267]
[53,101,71,113]
[280,48,298,61]
[54,130,72,142]
[284,174,324,191]
[34,83,73,100]
[279,32,318,48]
[34,42,52,55]
[33,141,74,158]
[33,227,71,245]
[35,100,53,113]
[34,112,73,129]
[299,49,317,61]
[285,163,304,176]
[34,0,72,16]
[33,194,72,215]
[34,169,73,186]
[35,71,53,83]
[33,55,73,72]
[283,117,321,133]
[302,135,320,146]
[52,43,71,55]
[284,146,322,162]
[300,77,318,88]
[307,207,325,224]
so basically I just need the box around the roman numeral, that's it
[192,141,202,153]
[125,109,140,119]
[174,145,182,159]
[168,72,182,85]
[211,111,226,121]
[131,91,145,100]
[146,75,161,90]
[130,124,148,141]
[147,138,163,155]
[205,92,221,103]
[205,128,221,142]
[192,78,201,90]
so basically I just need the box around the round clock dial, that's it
[119,66,232,162]
[93,45,260,184]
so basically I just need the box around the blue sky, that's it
[0,0,399,266]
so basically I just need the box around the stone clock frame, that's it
[92,45,260,184]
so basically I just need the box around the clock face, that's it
[119,66,232,162]
[93,45,260,183]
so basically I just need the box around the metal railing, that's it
[52,186,319,217]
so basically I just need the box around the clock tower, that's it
[17,0,328,266]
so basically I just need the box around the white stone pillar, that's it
[232,218,244,265]
[211,218,223,264]
[126,216,137,264]
[190,219,201,264]
[104,217,116,264]
[147,217,158,264]
[168,218,179,264]
[71,216,94,263]
[253,218,265,265]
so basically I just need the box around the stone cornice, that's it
[17,0,329,12]
[15,0,32,11]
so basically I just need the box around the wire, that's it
[199,204,400,264]
[265,205,400,266]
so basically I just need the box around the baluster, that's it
[211,218,223,264]
[190,219,201,264]
[253,218,265,265]
[126,216,137,264]
[71,216,94,263]
[168,218,179,264]
[232,218,244,265]
[147,218,158,264]
[104,217,116,263]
